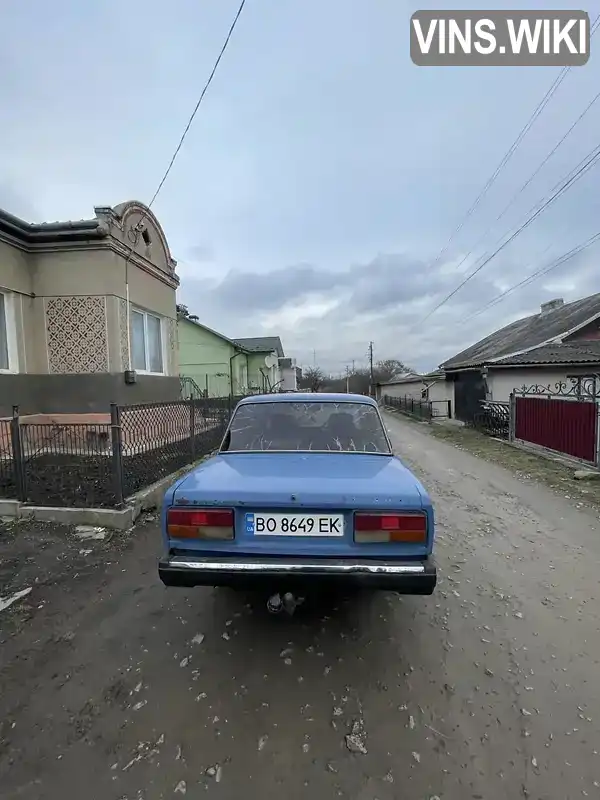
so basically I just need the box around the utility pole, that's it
[345,365,350,394]
[368,341,374,396]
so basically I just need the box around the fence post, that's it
[508,392,516,442]
[189,398,196,461]
[596,399,600,467]
[110,404,125,508]
[10,405,25,502]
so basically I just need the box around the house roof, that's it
[0,201,177,274]
[0,206,105,243]
[441,293,600,370]
[377,372,424,386]
[390,370,420,380]
[234,336,285,357]
[179,316,249,351]
[491,340,600,367]
[422,369,445,380]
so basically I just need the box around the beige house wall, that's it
[487,366,600,403]
[0,239,33,295]
[0,200,180,415]
[0,202,178,377]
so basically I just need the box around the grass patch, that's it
[427,423,600,510]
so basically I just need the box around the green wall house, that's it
[178,316,287,397]
[178,317,249,397]
[234,336,285,393]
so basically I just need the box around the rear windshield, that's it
[221,401,391,454]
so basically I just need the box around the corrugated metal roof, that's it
[492,341,600,367]
[441,293,600,370]
[422,369,445,380]
[234,336,285,357]
[378,372,424,386]
[378,369,444,386]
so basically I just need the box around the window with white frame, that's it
[130,307,164,374]
[0,290,17,372]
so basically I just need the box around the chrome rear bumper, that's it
[159,554,437,594]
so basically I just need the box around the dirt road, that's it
[1,412,600,800]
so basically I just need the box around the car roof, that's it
[237,392,377,406]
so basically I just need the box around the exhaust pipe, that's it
[267,592,305,615]
[267,593,283,614]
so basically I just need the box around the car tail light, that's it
[354,512,426,543]
[167,508,234,540]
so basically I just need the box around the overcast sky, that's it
[2,0,599,374]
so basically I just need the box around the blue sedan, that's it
[159,393,437,602]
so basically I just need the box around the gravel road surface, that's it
[1,412,599,800]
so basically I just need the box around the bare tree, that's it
[300,366,326,392]
[300,358,412,396]
[375,359,411,382]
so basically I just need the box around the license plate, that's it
[245,512,344,537]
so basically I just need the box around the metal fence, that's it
[382,394,433,421]
[118,397,233,498]
[472,401,510,439]
[513,388,598,464]
[0,419,16,500]
[468,379,600,465]
[0,396,242,510]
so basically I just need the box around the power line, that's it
[439,86,600,285]
[148,0,247,210]
[120,0,247,369]
[462,230,600,324]
[419,14,600,332]
[423,66,570,279]
[412,140,600,328]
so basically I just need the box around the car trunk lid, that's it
[169,452,431,558]
[173,452,424,508]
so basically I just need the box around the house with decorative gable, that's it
[0,200,180,418]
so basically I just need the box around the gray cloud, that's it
[209,263,341,311]
[187,243,215,263]
[180,239,598,374]
[194,248,548,320]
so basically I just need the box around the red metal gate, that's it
[514,395,598,463]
